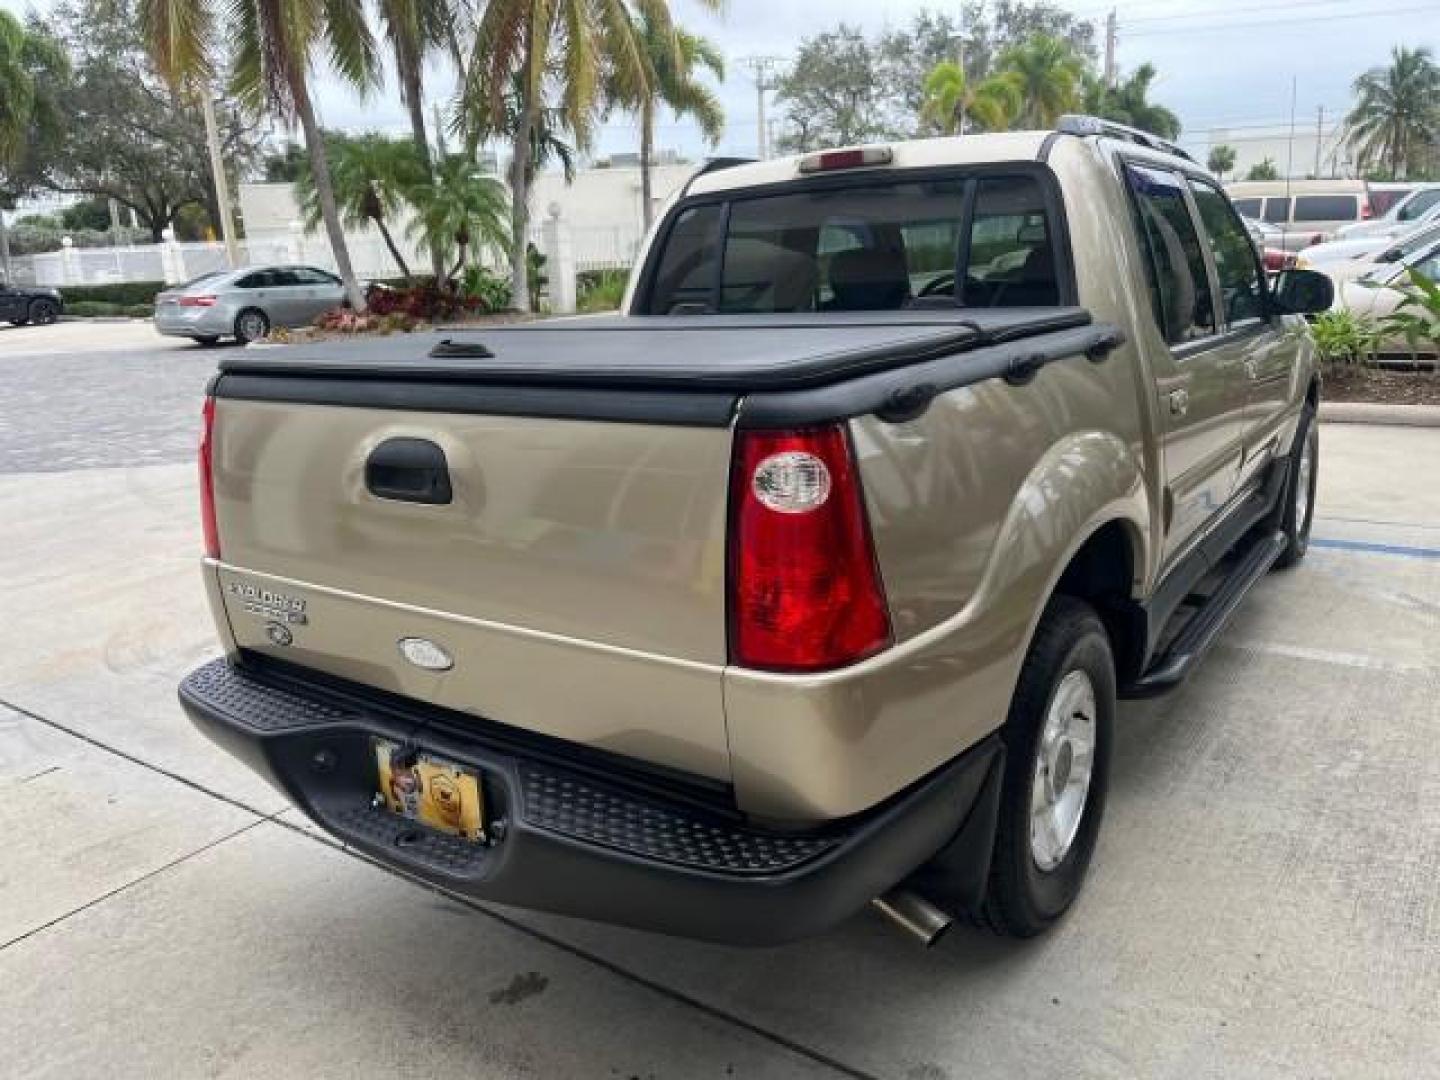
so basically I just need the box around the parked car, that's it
[1226,179,1371,250]
[1365,181,1425,218]
[180,117,1330,947]
[1337,237,1440,356]
[0,277,64,325]
[1335,183,1440,240]
[1243,218,1296,271]
[1297,218,1440,287]
[153,264,347,345]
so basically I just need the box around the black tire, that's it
[193,335,221,347]
[1273,407,1318,570]
[234,308,270,344]
[979,597,1114,938]
[8,317,29,326]
[28,298,59,325]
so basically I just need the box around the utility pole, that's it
[1314,105,1324,177]
[200,90,241,268]
[740,56,784,159]
[1104,10,1118,89]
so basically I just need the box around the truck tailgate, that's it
[209,396,733,781]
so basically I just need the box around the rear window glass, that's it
[1263,197,1290,223]
[1231,198,1262,218]
[647,173,1060,315]
[1293,195,1358,222]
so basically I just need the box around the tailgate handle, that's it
[366,438,453,505]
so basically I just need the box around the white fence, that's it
[6,233,411,288]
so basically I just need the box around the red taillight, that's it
[1361,199,1373,220]
[199,396,220,558]
[729,425,891,672]
[180,295,217,307]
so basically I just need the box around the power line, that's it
[738,56,786,159]
[1123,3,1438,36]
[1119,0,1424,24]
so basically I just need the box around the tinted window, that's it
[235,271,273,289]
[1293,195,1358,222]
[1398,189,1440,221]
[1386,223,1440,261]
[1413,252,1440,280]
[1126,165,1216,344]
[647,205,721,314]
[292,267,336,285]
[1231,198,1262,217]
[1263,197,1290,224]
[1190,181,1266,324]
[267,269,303,287]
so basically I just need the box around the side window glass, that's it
[236,272,268,289]
[1189,181,1267,325]
[1263,197,1290,224]
[269,269,301,287]
[646,204,721,314]
[1125,165,1217,345]
[1401,190,1440,220]
[1231,198,1262,218]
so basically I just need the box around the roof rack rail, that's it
[1055,114,1194,163]
[677,156,757,200]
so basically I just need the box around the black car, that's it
[0,278,64,325]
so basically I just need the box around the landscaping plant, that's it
[1379,268,1440,369]
[1309,309,1382,368]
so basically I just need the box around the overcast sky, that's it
[5,0,1435,161]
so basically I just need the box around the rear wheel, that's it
[1274,408,1317,570]
[28,298,59,325]
[979,597,1114,937]
[234,308,270,344]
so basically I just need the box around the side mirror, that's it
[1272,268,1334,314]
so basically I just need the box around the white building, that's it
[1191,120,1354,180]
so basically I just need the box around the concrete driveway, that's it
[2,337,1437,1079]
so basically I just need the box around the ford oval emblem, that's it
[398,636,454,671]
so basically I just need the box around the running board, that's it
[1122,529,1288,699]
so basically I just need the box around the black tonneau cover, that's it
[220,308,1091,391]
[215,308,1125,428]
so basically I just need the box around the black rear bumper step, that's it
[179,658,1003,944]
[1123,529,1287,698]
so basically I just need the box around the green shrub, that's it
[459,264,513,312]
[1379,268,1440,362]
[123,303,155,318]
[60,281,165,307]
[577,268,629,313]
[65,300,125,317]
[1310,309,1380,366]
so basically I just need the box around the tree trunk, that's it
[510,93,538,313]
[640,101,655,231]
[293,80,366,311]
[371,214,412,279]
[401,61,446,282]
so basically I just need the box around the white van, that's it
[1225,179,1372,251]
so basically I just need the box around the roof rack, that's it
[677,156,757,200]
[1056,114,1194,163]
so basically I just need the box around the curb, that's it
[1319,402,1440,428]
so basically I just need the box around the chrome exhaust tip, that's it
[871,889,954,947]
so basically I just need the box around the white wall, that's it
[1198,121,1353,180]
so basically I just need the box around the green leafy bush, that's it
[60,281,165,306]
[459,265,513,312]
[65,300,125,317]
[1379,269,1440,362]
[123,304,155,318]
[577,268,629,313]
[1310,309,1381,366]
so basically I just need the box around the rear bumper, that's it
[179,656,1002,945]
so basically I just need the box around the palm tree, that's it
[295,133,423,280]
[1346,45,1440,180]
[920,60,1020,136]
[0,13,67,277]
[1082,64,1180,140]
[612,13,724,230]
[1208,144,1236,180]
[406,153,510,279]
[1245,158,1281,182]
[140,0,379,310]
[996,35,1082,129]
[463,0,720,311]
[376,0,456,280]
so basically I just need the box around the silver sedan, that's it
[153,265,347,345]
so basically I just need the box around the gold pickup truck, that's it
[180,116,1333,947]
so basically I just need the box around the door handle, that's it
[365,438,452,504]
[1167,388,1189,417]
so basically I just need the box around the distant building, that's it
[1192,119,1354,180]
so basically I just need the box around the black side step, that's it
[1122,529,1288,699]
